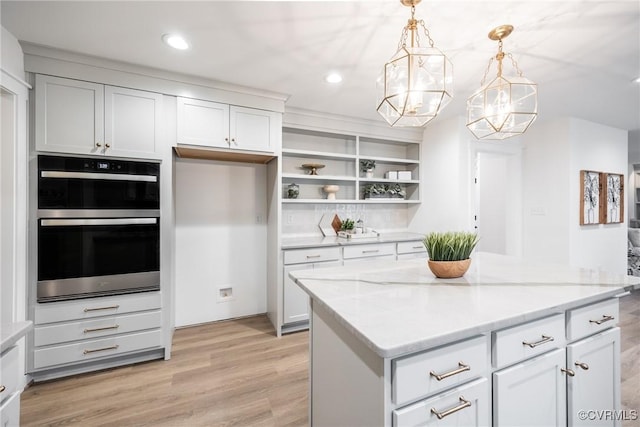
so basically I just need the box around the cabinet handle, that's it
[105,143,111,148]
[231,138,236,145]
[431,396,471,420]
[561,367,575,377]
[84,305,120,312]
[95,142,102,147]
[83,345,119,355]
[362,249,380,254]
[522,334,554,348]
[225,137,229,143]
[412,245,423,249]
[575,361,589,370]
[0,385,5,393]
[84,324,120,333]
[430,361,470,381]
[306,255,322,259]
[589,315,614,325]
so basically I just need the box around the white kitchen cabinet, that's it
[35,74,162,159]
[566,327,620,427]
[283,261,342,325]
[176,97,279,153]
[282,246,341,327]
[30,292,163,380]
[393,378,489,427]
[396,240,427,260]
[0,346,20,427]
[493,348,568,427]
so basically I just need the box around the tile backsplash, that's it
[282,204,409,237]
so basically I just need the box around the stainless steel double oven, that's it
[37,155,160,302]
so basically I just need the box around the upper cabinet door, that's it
[104,86,162,158]
[35,74,104,155]
[176,97,229,148]
[230,105,280,153]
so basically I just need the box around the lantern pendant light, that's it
[466,25,538,140]
[376,0,453,127]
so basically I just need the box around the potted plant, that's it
[340,218,355,232]
[423,231,479,278]
[360,159,376,178]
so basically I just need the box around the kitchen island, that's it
[290,252,640,427]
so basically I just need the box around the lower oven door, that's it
[38,217,160,302]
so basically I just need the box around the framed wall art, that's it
[602,173,624,224]
[580,170,601,225]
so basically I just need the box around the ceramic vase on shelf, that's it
[323,185,340,200]
[287,183,299,199]
[365,170,374,179]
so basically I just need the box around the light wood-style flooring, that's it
[22,291,640,427]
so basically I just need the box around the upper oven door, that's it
[38,155,159,211]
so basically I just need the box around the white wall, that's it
[521,119,572,264]
[522,118,628,274]
[174,158,267,327]
[568,118,627,274]
[410,116,472,234]
[628,130,640,221]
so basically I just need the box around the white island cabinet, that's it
[290,253,640,427]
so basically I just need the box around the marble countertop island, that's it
[290,252,640,358]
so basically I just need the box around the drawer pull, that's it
[429,362,470,381]
[431,396,471,420]
[84,305,120,313]
[561,367,575,377]
[589,315,614,325]
[575,361,589,371]
[83,345,119,355]
[305,255,322,259]
[84,325,120,333]
[412,245,423,249]
[362,249,380,254]
[0,385,5,393]
[522,334,554,348]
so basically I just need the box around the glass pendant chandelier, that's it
[376,0,453,127]
[466,25,537,140]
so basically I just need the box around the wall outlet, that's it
[218,287,234,302]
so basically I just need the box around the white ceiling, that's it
[2,0,639,131]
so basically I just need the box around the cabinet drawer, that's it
[397,252,427,261]
[393,378,489,427]
[393,336,488,405]
[397,241,426,255]
[492,314,565,368]
[343,243,395,259]
[0,346,19,403]
[34,311,162,347]
[33,329,162,370]
[283,247,341,265]
[566,298,619,342]
[34,292,161,324]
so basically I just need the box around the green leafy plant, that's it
[423,231,479,261]
[340,218,355,230]
[360,159,376,172]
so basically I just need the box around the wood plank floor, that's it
[22,291,640,426]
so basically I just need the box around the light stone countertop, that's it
[1,320,33,353]
[281,231,425,250]
[290,252,640,359]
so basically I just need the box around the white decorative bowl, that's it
[323,185,340,200]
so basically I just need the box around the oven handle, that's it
[40,218,158,226]
[41,171,157,183]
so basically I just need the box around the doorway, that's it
[472,145,523,256]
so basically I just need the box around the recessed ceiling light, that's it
[325,73,343,84]
[162,34,189,50]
